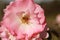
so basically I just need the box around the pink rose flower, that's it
[0,0,48,40]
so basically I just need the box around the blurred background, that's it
[0,0,60,40]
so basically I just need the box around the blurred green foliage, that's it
[0,1,6,21]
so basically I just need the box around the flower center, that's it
[21,14,30,24]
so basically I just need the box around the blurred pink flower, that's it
[56,14,60,24]
[0,0,47,40]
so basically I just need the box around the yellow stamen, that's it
[21,14,30,24]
